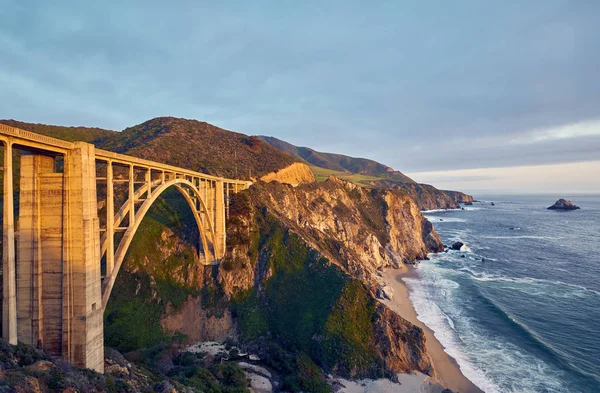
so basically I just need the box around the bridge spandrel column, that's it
[214,180,226,259]
[63,142,103,373]
[2,142,17,344]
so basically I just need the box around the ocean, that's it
[407,194,600,393]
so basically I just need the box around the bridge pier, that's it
[63,143,104,372]
[17,154,62,351]
[14,144,103,372]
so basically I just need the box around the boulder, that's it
[451,241,464,251]
[548,198,580,210]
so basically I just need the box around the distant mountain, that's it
[258,135,415,184]
[259,135,473,209]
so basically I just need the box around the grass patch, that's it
[308,165,382,187]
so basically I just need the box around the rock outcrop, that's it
[259,162,315,186]
[451,241,465,251]
[442,190,474,204]
[389,183,473,211]
[548,198,580,210]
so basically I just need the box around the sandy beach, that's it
[381,268,484,393]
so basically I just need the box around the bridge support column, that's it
[2,141,17,344]
[63,142,103,372]
[17,154,62,350]
[15,144,103,372]
[214,180,226,259]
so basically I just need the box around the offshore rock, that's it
[548,198,580,210]
[451,241,464,251]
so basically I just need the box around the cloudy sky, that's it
[1,1,599,193]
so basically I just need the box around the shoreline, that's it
[381,267,484,393]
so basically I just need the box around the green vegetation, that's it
[168,352,250,393]
[309,165,382,186]
[104,189,203,352]
[104,270,166,352]
[230,209,385,380]
[0,338,252,393]
[100,117,298,179]
[322,280,378,375]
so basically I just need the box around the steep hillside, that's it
[101,117,299,180]
[0,119,117,144]
[258,135,415,184]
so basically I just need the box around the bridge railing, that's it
[94,148,251,187]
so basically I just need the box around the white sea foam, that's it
[467,272,600,297]
[424,215,467,223]
[420,208,455,213]
[402,275,503,393]
[406,262,579,393]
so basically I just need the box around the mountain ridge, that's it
[258,135,415,184]
[259,135,474,209]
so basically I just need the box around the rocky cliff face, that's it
[259,162,316,185]
[206,178,442,378]
[363,181,473,210]
[224,177,442,287]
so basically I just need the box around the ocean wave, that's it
[407,263,578,393]
[424,215,467,223]
[452,266,600,300]
[420,208,456,213]
[468,273,600,296]
[402,276,504,393]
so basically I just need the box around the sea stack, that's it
[547,198,580,210]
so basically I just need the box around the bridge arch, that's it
[101,178,220,309]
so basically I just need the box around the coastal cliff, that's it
[443,190,475,204]
[222,177,442,287]
[216,179,439,379]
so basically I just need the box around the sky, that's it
[1,1,599,193]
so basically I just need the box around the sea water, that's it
[407,194,600,393]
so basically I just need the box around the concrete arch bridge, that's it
[0,124,251,372]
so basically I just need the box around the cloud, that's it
[509,120,600,144]
[0,0,599,193]
[408,160,600,194]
